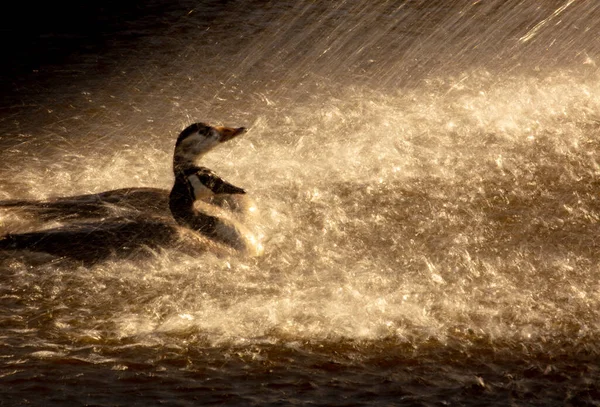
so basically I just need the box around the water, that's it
[1,0,600,405]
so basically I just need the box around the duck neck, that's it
[169,167,194,220]
[172,153,202,175]
[169,166,218,235]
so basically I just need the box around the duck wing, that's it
[0,187,170,223]
[194,168,246,195]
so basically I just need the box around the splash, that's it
[519,0,577,43]
[1,0,600,357]
[3,67,600,352]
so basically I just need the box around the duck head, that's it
[173,123,246,172]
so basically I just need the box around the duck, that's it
[0,122,263,264]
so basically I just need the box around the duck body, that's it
[169,164,260,254]
[0,123,263,263]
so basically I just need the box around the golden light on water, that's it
[1,1,600,404]
[4,69,599,345]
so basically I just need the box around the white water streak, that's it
[519,0,577,43]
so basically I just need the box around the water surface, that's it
[1,1,600,405]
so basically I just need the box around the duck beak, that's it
[215,126,246,143]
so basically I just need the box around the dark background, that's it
[2,2,162,78]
